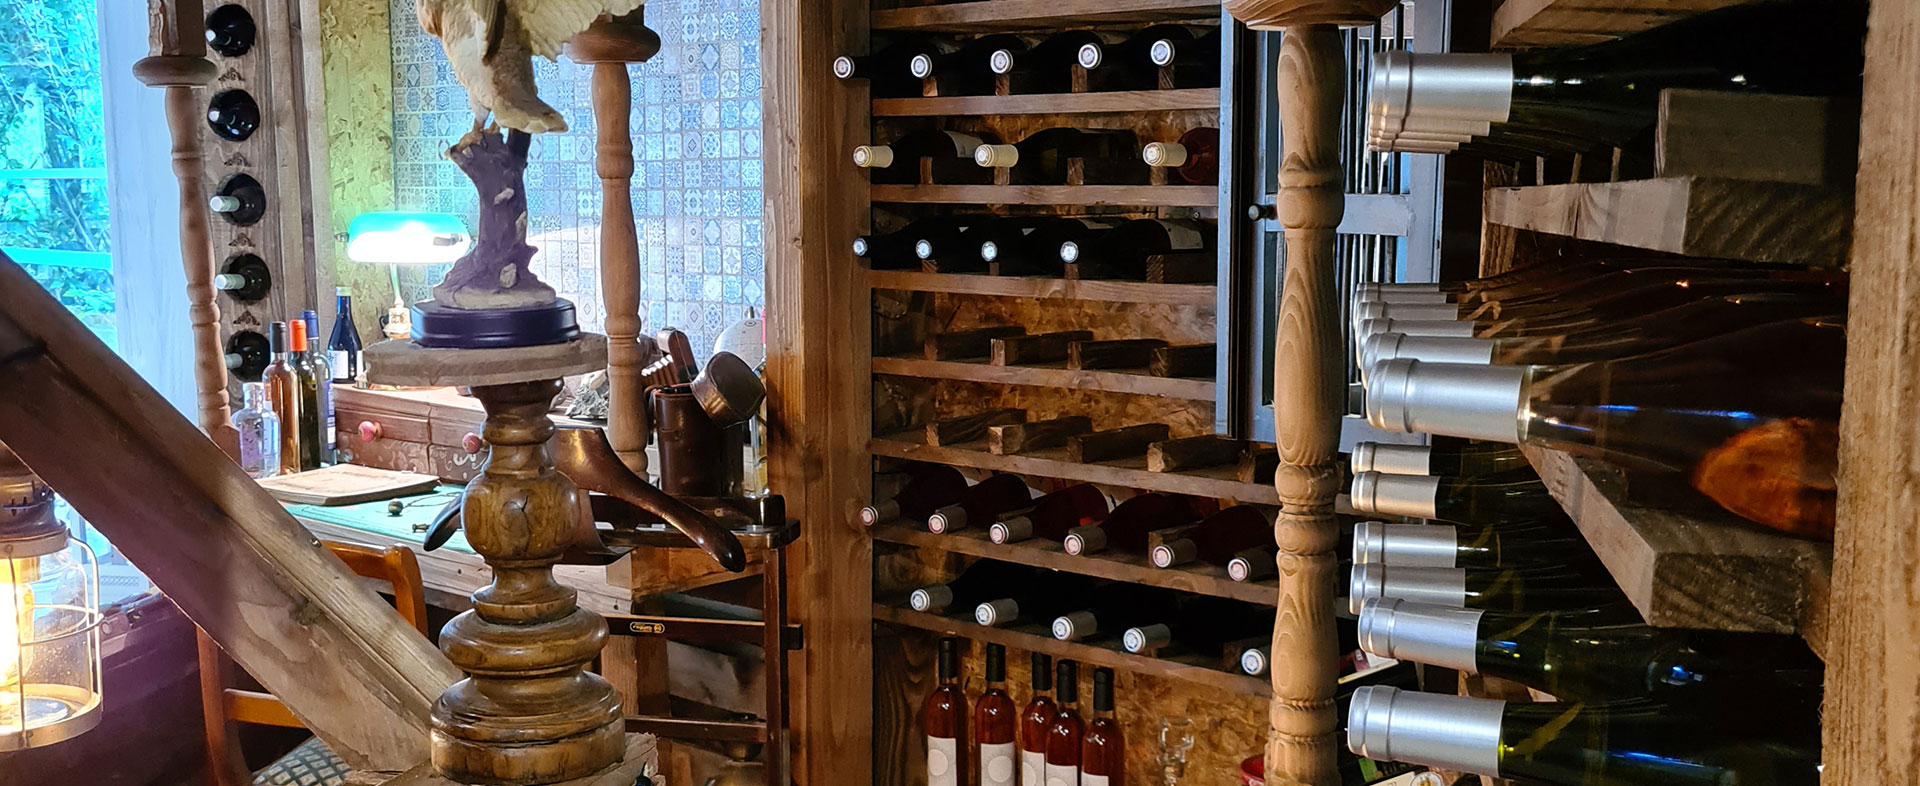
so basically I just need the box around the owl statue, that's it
[416,0,644,133]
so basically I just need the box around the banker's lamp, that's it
[345,212,473,340]
[0,444,102,750]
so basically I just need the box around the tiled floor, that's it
[389,0,764,357]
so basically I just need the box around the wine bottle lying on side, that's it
[1347,470,1562,525]
[1348,562,1625,615]
[1350,520,1594,570]
[1350,439,1527,477]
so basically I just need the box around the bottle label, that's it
[330,350,355,380]
[318,378,335,452]
[1161,220,1206,251]
[928,735,959,786]
[982,742,1017,786]
[238,422,268,477]
[1082,776,1109,786]
[1022,750,1046,786]
[1043,763,1079,786]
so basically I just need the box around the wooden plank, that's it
[926,408,1027,446]
[871,184,1218,208]
[1144,252,1219,285]
[1068,338,1168,370]
[0,258,459,771]
[874,88,1218,117]
[925,326,1026,360]
[1824,0,1920,776]
[1490,0,1755,49]
[871,435,1280,504]
[871,355,1215,400]
[1067,423,1172,463]
[1149,343,1216,378]
[865,269,1217,306]
[990,331,1094,366]
[872,0,1220,31]
[1483,177,1851,265]
[376,734,658,786]
[1147,435,1242,473]
[1520,446,1830,647]
[987,416,1093,455]
[1236,444,1278,485]
[872,523,1278,606]
[1656,89,1850,187]
[873,604,1271,698]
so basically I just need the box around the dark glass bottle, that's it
[1122,596,1269,656]
[992,31,1114,94]
[1058,218,1210,280]
[833,34,939,98]
[1051,582,1176,643]
[924,218,1052,273]
[1142,126,1219,185]
[1367,317,1846,538]
[328,287,363,383]
[923,637,970,786]
[287,317,323,471]
[909,559,1031,615]
[1080,668,1123,786]
[1350,520,1592,570]
[214,253,271,302]
[1020,653,1059,786]
[974,128,1146,185]
[1348,562,1625,615]
[978,217,1122,278]
[854,217,968,270]
[990,483,1108,544]
[1348,439,1527,477]
[1062,492,1202,556]
[209,174,267,226]
[1356,257,1806,306]
[928,473,1033,534]
[1226,543,1278,582]
[204,4,256,57]
[913,34,1029,96]
[1347,470,1562,524]
[261,322,302,476]
[301,310,334,464]
[860,463,969,526]
[976,644,1019,786]
[206,89,260,142]
[224,329,270,382]
[1151,504,1275,569]
[853,129,997,185]
[974,571,1094,628]
[1043,661,1084,786]
[1147,26,1220,88]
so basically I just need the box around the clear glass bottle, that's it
[234,382,281,479]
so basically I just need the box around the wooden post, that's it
[132,0,238,457]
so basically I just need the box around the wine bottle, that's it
[262,322,303,476]
[1080,668,1122,786]
[1142,127,1219,185]
[329,287,363,383]
[974,128,1146,185]
[975,571,1094,628]
[1347,470,1562,524]
[1146,26,1220,88]
[1226,544,1278,582]
[913,34,1029,96]
[1043,660,1083,786]
[1151,504,1275,569]
[1062,492,1202,556]
[977,643,1019,786]
[224,329,271,381]
[929,473,1034,534]
[924,637,970,786]
[1357,597,1824,704]
[925,218,1053,273]
[1020,653,1058,786]
[855,217,968,270]
[1070,24,1194,91]
[1057,218,1209,280]
[1366,317,1845,537]
[1123,596,1268,656]
[990,483,1107,544]
[853,129,997,185]
[209,174,267,226]
[1351,520,1591,570]
[1352,257,1744,304]
[834,34,938,98]
[978,217,1122,278]
[206,89,260,142]
[909,559,1031,614]
[233,382,280,480]
[861,463,969,526]
[205,4,256,57]
[1348,563,1624,615]
[287,317,323,471]
[1349,440,1527,477]
[1347,686,1821,785]
[215,253,271,302]
[1238,644,1271,676]
[992,31,1114,94]
[1051,582,1176,642]
[301,310,334,463]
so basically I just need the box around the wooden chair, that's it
[198,542,430,786]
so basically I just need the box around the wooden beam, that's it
[0,254,458,771]
[1483,177,1851,265]
[987,415,1092,456]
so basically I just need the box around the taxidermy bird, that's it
[417,0,643,134]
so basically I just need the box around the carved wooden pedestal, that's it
[367,337,623,785]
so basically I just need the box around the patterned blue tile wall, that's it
[389,0,764,357]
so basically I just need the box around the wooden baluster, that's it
[133,0,239,457]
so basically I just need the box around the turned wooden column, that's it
[133,0,238,457]
[569,14,662,475]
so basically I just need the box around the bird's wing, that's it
[510,0,647,60]
[434,1,499,105]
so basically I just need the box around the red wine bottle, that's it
[860,464,969,526]
[913,34,1031,96]
[1020,653,1059,786]
[834,33,940,98]
[977,643,1019,786]
[1142,126,1219,185]
[1051,582,1176,643]
[1146,25,1220,88]
[909,560,1031,614]
[992,31,1114,94]
[204,4,256,57]
[990,484,1108,544]
[974,128,1146,185]
[978,217,1122,278]
[209,174,267,226]
[975,572,1095,628]
[928,474,1034,534]
[855,216,969,270]
[1043,661,1084,786]
[214,253,272,302]
[1150,504,1275,568]
[924,637,970,786]
[1062,492,1202,556]
[924,218,1052,273]
[1080,668,1123,786]
[853,129,998,185]
[206,89,260,141]
[1058,218,1210,280]
[1123,596,1267,657]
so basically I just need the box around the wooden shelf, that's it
[872,355,1213,400]
[871,184,1219,208]
[1521,446,1830,657]
[873,88,1218,117]
[873,602,1270,697]
[866,269,1216,305]
[870,522,1277,606]
[1491,0,1757,49]
[1484,177,1851,266]
[872,0,1221,32]
[871,434,1279,503]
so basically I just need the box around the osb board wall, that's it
[316,0,405,342]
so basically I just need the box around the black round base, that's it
[411,298,581,349]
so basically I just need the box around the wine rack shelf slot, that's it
[871,0,1222,32]
[1484,177,1850,266]
[872,602,1271,697]
[1520,445,1831,658]
[871,184,1219,207]
[1490,0,1755,49]
[865,269,1217,305]
[870,522,1277,606]
[871,434,1281,503]
[873,88,1220,117]
[872,355,1214,400]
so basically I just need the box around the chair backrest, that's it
[199,541,429,786]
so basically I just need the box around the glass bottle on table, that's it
[1043,660,1084,786]
[329,286,363,385]
[261,321,303,475]
[233,382,281,479]
[1020,653,1059,786]
[924,637,970,786]
[976,643,1020,786]
[286,317,323,471]
[302,309,334,464]
[1080,668,1123,786]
